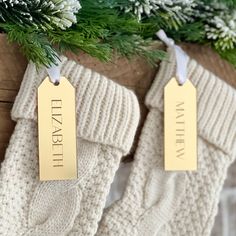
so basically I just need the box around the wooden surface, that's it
[0,34,236,163]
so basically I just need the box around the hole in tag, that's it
[54,81,60,86]
[175,76,183,86]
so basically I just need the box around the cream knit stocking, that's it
[96,49,236,236]
[0,57,140,236]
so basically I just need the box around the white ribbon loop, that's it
[156,29,189,85]
[46,57,62,85]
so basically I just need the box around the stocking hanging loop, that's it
[46,56,62,85]
[156,29,189,85]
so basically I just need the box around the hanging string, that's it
[46,56,62,85]
[156,29,189,85]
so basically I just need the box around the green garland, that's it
[0,0,236,68]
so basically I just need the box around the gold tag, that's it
[164,77,197,171]
[37,77,77,181]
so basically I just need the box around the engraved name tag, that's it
[37,77,77,181]
[164,77,197,171]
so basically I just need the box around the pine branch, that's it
[56,0,166,64]
[0,0,81,30]
[48,28,112,62]
[106,34,166,65]
[203,0,236,8]
[77,0,143,36]
[215,47,236,68]
[115,0,195,24]
[0,23,58,67]
[165,22,205,43]
[0,0,235,68]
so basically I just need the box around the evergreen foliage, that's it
[0,0,236,68]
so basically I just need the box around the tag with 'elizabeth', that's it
[164,77,197,171]
[37,77,77,181]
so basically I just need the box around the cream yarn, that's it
[96,49,236,236]
[1,49,235,236]
[0,57,140,236]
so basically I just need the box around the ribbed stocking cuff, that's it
[12,56,140,154]
[146,49,236,156]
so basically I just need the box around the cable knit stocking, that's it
[96,49,236,236]
[0,57,140,236]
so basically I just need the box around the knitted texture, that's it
[96,49,236,236]
[0,57,140,236]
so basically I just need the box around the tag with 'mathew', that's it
[164,77,197,171]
